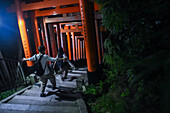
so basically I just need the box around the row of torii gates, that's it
[7,0,106,73]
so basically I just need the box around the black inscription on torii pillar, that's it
[80,4,86,42]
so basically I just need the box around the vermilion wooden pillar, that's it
[83,40,86,59]
[60,33,64,48]
[56,23,61,49]
[100,31,106,58]
[71,32,76,61]
[81,40,83,59]
[80,40,83,59]
[48,24,57,57]
[95,20,102,64]
[78,39,81,59]
[60,24,64,48]
[30,11,41,53]
[75,36,78,60]
[43,17,51,56]
[14,0,33,66]
[66,32,72,60]
[40,18,48,54]
[62,34,68,56]
[79,0,98,72]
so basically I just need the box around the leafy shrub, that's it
[84,0,170,113]
[0,86,24,101]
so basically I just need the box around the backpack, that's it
[34,55,45,76]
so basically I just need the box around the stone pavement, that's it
[0,67,88,113]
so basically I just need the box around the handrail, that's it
[0,57,27,92]
[0,58,20,62]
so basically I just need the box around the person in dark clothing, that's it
[56,47,69,81]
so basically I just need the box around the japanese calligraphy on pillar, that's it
[79,0,87,42]
[15,0,33,66]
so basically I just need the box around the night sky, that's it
[0,0,21,59]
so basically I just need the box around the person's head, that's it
[38,45,45,54]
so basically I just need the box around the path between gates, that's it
[0,67,88,113]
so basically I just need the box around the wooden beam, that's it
[70,26,76,29]
[35,3,99,17]
[21,0,79,11]
[7,0,78,12]
[75,36,84,39]
[44,14,102,23]
[45,15,81,23]
[35,6,80,17]
[60,22,82,26]
[7,1,100,14]
[61,28,83,33]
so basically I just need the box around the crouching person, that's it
[22,46,65,97]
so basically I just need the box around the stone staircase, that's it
[0,68,88,113]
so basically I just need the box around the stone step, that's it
[72,70,87,73]
[21,85,76,97]
[0,110,57,113]
[8,99,78,107]
[8,97,78,107]
[67,73,83,77]
[70,72,87,75]
[0,103,80,113]
[21,90,41,96]
[77,68,87,71]
[30,79,77,88]
[10,95,50,101]
[25,85,75,91]
[21,88,60,97]
[56,82,76,88]
[8,95,78,106]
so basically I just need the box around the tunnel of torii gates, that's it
[7,0,106,73]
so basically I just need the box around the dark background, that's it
[0,0,22,59]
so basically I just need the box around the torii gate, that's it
[8,0,102,74]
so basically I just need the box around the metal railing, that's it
[0,58,27,92]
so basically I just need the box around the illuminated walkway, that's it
[0,0,104,112]
[0,67,88,113]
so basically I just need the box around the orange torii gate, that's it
[10,0,103,76]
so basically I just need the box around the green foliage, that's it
[90,93,126,113]
[85,85,97,95]
[121,88,130,97]
[84,0,170,113]
[0,86,24,101]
